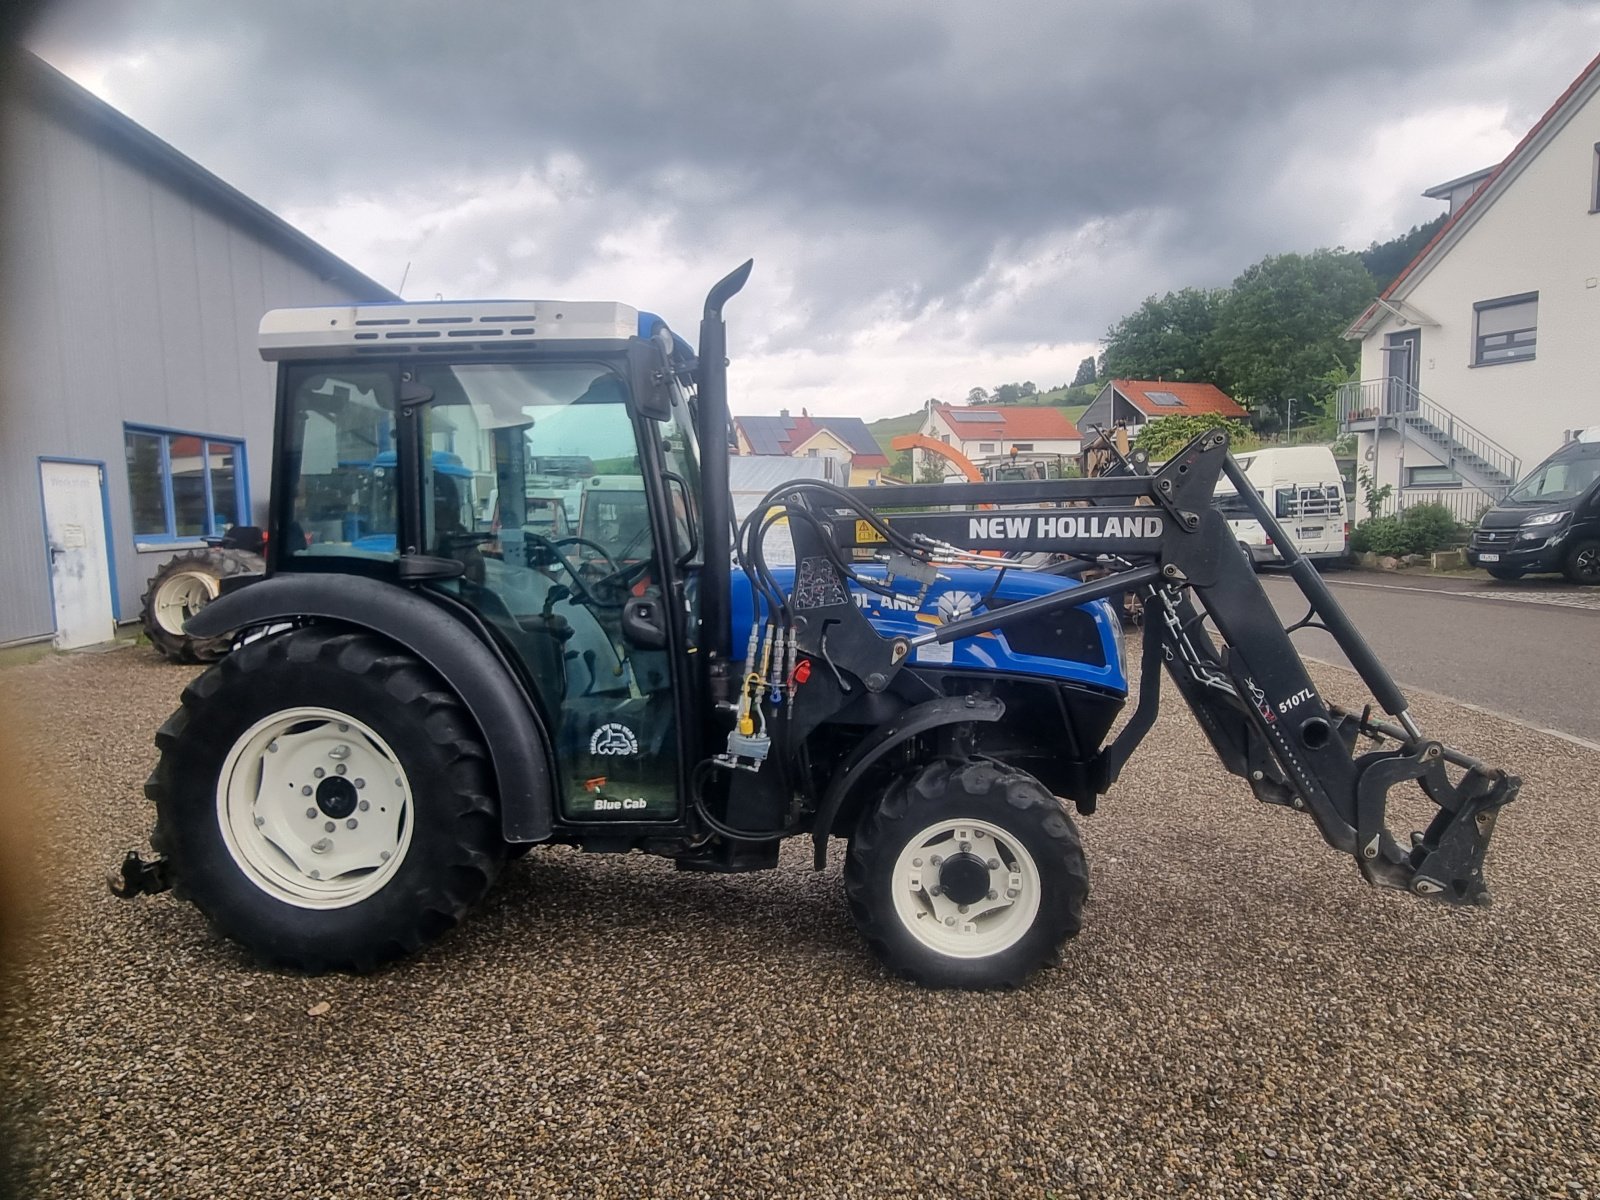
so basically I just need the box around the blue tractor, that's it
[115,265,1518,989]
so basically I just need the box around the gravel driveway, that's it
[1,642,1597,1198]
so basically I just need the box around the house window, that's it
[1405,465,1463,489]
[1473,293,1537,365]
[1012,443,1034,452]
[124,426,247,543]
[978,442,995,453]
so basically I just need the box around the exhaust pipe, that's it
[696,260,753,704]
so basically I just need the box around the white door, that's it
[39,460,115,649]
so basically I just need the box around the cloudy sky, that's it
[23,1,1600,419]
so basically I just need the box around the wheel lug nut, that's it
[959,841,971,852]
[379,851,391,862]
[974,831,985,839]
[301,786,313,796]
[324,821,335,833]
[958,904,969,914]
[309,869,322,880]
[358,800,370,812]
[311,839,331,855]
[346,819,358,830]
[987,890,998,901]
[987,858,1000,870]
[337,724,349,734]
[929,886,941,897]
[912,858,922,867]
[335,764,347,776]
[930,855,942,866]
[944,917,957,927]
[267,741,279,753]
[313,768,325,779]
[354,779,365,790]
[306,808,317,819]
[254,816,264,827]
[1006,888,1020,898]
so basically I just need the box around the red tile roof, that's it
[1112,380,1246,418]
[1349,49,1600,334]
[932,404,1081,442]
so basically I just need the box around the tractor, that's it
[115,264,1518,989]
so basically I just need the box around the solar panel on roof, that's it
[1147,391,1184,406]
[950,411,996,422]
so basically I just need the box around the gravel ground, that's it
[1,640,1597,1199]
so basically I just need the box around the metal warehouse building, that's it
[0,51,394,649]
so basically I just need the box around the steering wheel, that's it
[523,533,637,608]
[550,536,620,578]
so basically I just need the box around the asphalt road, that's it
[1259,570,1600,744]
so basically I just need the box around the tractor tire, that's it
[844,759,1088,990]
[1485,567,1524,581]
[146,627,508,972]
[140,548,263,662]
[1563,539,1600,586]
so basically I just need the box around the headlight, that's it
[1521,511,1569,528]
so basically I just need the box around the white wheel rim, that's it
[153,570,219,634]
[216,707,414,909]
[890,817,1042,959]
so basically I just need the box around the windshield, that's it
[1506,445,1600,504]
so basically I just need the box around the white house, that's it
[915,402,1080,478]
[1342,51,1600,518]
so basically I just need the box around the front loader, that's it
[114,263,1518,989]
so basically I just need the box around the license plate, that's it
[1479,552,1499,562]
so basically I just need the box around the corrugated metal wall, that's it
[0,97,370,645]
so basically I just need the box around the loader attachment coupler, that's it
[742,428,1518,907]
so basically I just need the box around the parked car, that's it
[1213,445,1349,566]
[1467,425,1600,584]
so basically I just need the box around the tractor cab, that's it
[264,300,705,826]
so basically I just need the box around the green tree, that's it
[1211,249,1375,427]
[1071,356,1096,388]
[1099,287,1226,386]
[1133,413,1258,460]
[1360,215,1446,291]
[967,386,990,404]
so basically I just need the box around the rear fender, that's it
[187,574,555,842]
[809,695,1005,869]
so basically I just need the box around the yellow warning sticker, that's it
[855,520,886,544]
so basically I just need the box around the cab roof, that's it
[259,299,650,361]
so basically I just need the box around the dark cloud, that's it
[23,0,1600,412]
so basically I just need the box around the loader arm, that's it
[742,428,1515,906]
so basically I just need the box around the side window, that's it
[1275,487,1295,519]
[281,367,398,561]
[123,427,247,544]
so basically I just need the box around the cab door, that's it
[409,358,697,825]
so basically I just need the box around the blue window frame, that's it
[123,425,249,542]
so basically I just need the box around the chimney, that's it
[780,407,790,418]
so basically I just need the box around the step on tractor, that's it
[113,263,1519,989]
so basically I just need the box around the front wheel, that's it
[1564,539,1600,585]
[844,760,1088,989]
[146,627,509,971]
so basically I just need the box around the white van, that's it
[1213,445,1349,565]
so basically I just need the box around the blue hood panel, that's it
[730,565,1127,695]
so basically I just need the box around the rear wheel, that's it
[1564,539,1600,585]
[1486,567,1524,581]
[140,548,263,662]
[146,627,508,972]
[845,759,1088,989]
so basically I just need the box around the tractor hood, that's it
[729,566,1127,695]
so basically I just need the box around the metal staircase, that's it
[1336,378,1520,494]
